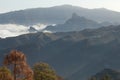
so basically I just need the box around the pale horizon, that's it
[0,0,120,13]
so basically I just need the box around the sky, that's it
[0,0,120,13]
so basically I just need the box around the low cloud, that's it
[0,24,48,38]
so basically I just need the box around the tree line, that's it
[0,50,63,80]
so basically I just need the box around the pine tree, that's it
[89,76,97,80]
[101,74,111,80]
[0,66,13,80]
[33,62,58,80]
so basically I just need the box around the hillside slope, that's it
[0,25,120,80]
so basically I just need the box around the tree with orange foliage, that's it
[3,50,33,80]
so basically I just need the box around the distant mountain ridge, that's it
[0,5,120,25]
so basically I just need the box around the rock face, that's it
[1,25,120,80]
[0,5,120,25]
[45,13,101,32]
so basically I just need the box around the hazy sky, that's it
[0,0,120,13]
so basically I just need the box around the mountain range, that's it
[0,25,120,80]
[0,5,120,25]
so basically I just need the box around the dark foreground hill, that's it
[0,25,120,80]
[90,68,120,80]
[0,5,120,25]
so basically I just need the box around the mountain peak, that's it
[53,4,74,8]
[45,12,101,32]
[66,13,92,24]
[71,13,80,18]
[61,4,73,7]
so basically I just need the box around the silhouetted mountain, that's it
[1,25,120,80]
[28,26,37,32]
[0,5,120,25]
[45,13,102,32]
[90,68,120,80]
